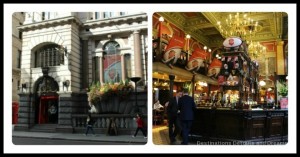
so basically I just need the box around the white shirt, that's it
[153,100,164,110]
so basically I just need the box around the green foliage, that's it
[277,80,288,97]
[125,79,129,86]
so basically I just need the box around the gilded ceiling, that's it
[157,12,288,48]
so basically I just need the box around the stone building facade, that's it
[12,12,25,102]
[15,12,148,134]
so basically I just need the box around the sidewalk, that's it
[12,130,147,144]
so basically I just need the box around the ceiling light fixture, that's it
[216,12,262,40]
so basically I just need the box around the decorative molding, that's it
[18,16,82,32]
[84,13,147,29]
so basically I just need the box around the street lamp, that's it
[130,77,141,113]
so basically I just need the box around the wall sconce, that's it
[63,80,70,91]
[158,17,164,38]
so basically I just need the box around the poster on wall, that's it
[104,55,122,83]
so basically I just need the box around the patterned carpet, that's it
[152,122,195,145]
[152,125,169,145]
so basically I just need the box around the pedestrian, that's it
[178,88,196,145]
[132,113,147,138]
[84,114,96,136]
[165,91,182,144]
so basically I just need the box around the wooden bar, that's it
[191,108,288,144]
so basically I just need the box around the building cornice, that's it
[17,16,82,32]
[83,13,147,29]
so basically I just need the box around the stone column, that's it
[121,54,126,80]
[133,30,142,78]
[99,56,104,83]
[82,37,89,90]
[276,40,285,75]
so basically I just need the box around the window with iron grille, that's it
[35,44,64,67]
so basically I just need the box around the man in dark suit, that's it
[178,88,196,145]
[165,91,182,144]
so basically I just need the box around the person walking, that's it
[132,113,147,138]
[84,114,96,136]
[178,88,196,145]
[165,91,182,144]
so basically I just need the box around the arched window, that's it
[103,41,121,83]
[35,44,64,67]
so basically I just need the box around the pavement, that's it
[12,125,147,144]
[12,124,196,145]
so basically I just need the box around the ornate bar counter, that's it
[190,108,288,144]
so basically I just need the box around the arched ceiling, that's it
[157,12,288,48]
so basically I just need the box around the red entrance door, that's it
[38,95,58,124]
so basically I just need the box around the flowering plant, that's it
[88,80,134,104]
[277,80,288,97]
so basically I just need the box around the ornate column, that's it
[82,37,89,90]
[133,30,142,78]
[121,54,126,81]
[276,40,285,75]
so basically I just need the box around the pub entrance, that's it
[33,67,60,125]
[38,95,58,124]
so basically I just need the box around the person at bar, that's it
[178,88,196,145]
[165,90,182,144]
[153,99,164,110]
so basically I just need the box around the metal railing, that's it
[71,114,135,129]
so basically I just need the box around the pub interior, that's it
[152,12,288,144]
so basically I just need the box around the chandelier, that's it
[248,41,266,59]
[216,12,262,40]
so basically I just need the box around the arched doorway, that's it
[38,94,58,124]
[34,68,59,124]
